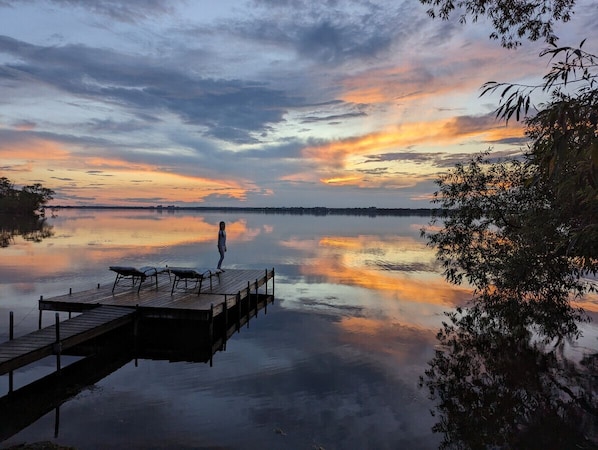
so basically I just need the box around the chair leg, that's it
[197,276,203,296]
[137,275,146,293]
[171,275,179,295]
[112,274,120,292]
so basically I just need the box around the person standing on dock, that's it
[217,221,227,271]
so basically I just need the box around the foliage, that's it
[421,2,598,339]
[423,152,591,340]
[418,0,576,48]
[481,41,598,122]
[474,44,598,310]
[419,1,598,446]
[0,177,55,217]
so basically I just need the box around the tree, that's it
[419,0,576,48]
[0,177,55,216]
[419,2,598,446]
[20,183,55,217]
[423,152,592,340]
[420,0,598,339]
[421,1,598,223]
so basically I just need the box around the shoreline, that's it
[49,205,435,217]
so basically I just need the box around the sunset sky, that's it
[0,0,596,208]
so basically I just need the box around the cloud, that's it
[226,1,422,66]
[300,111,367,124]
[0,35,304,144]
[1,0,180,23]
[303,113,525,168]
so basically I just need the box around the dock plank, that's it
[39,269,274,316]
[0,305,134,376]
[0,268,274,394]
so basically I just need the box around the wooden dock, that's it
[0,305,134,376]
[1,268,275,380]
[38,268,274,322]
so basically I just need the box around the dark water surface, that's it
[1,209,596,449]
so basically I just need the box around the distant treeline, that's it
[52,205,435,217]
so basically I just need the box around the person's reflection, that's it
[419,304,598,449]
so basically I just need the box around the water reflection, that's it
[0,214,54,248]
[0,293,272,442]
[1,209,596,448]
[420,305,598,449]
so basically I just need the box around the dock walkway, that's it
[1,268,274,377]
[38,268,274,321]
[0,305,134,376]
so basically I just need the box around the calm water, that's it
[0,209,596,449]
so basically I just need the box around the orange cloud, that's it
[339,64,434,105]
[0,138,71,161]
[295,116,526,192]
[0,134,253,205]
[321,175,362,185]
[305,117,524,167]
[338,42,531,108]
[43,157,252,205]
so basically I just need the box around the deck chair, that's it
[169,267,218,296]
[109,266,168,293]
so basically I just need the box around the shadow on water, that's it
[0,293,273,442]
[0,214,54,248]
[419,305,598,449]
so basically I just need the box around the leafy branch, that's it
[481,41,598,122]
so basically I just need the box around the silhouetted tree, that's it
[0,177,54,217]
[419,0,576,48]
[420,1,598,446]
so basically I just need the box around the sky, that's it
[0,0,596,208]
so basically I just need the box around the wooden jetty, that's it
[1,268,275,381]
[0,306,133,376]
[0,268,275,442]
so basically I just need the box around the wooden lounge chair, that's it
[169,267,218,296]
[109,266,168,293]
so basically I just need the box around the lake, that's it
[0,209,596,449]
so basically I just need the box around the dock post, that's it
[54,406,60,438]
[236,292,241,332]
[244,287,250,329]
[247,281,253,320]
[256,279,260,313]
[133,304,139,363]
[55,313,61,372]
[38,295,44,329]
[209,303,214,367]
[134,304,139,337]
[9,311,14,392]
[223,296,228,346]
